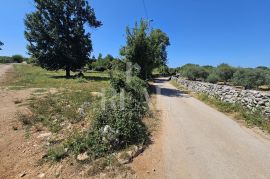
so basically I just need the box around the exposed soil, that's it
[0,65,134,179]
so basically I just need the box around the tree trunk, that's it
[66,67,71,77]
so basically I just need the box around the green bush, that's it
[92,93,148,146]
[12,55,24,63]
[232,68,266,89]
[110,71,148,102]
[50,70,149,161]
[179,64,209,80]
[111,60,126,71]
[215,63,235,82]
[206,73,219,83]
[110,71,126,92]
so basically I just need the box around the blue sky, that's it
[0,0,270,68]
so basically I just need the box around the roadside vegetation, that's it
[0,0,170,177]
[196,93,270,133]
[176,63,270,90]
[171,80,270,133]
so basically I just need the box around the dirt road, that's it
[153,79,270,179]
[0,64,12,81]
[0,64,43,179]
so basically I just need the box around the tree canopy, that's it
[176,63,270,89]
[0,41,3,50]
[24,0,101,77]
[120,20,170,79]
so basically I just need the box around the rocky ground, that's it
[0,64,158,178]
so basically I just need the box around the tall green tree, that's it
[0,41,3,50]
[120,20,170,79]
[24,0,101,77]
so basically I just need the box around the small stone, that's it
[38,173,45,178]
[20,171,27,177]
[90,92,103,97]
[116,151,132,164]
[77,152,89,161]
[37,132,52,139]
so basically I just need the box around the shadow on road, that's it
[153,78,190,98]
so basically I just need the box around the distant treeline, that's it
[87,53,126,72]
[176,63,270,89]
[0,55,27,63]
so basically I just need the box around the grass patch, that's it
[170,80,189,94]
[22,90,99,133]
[7,64,109,89]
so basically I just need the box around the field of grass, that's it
[171,79,270,133]
[10,65,155,174]
[13,64,109,133]
[8,64,109,90]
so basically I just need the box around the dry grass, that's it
[170,79,270,133]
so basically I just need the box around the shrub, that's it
[26,57,38,64]
[110,71,126,92]
[52,70,149,161]
[111,60,126,71]
[12,55,24,63]
[94,66,106,72]
[110,71,148,101]
[232,68,266,89]
[92,93,148,147]
[179,64,209,81]
[216,63,234,82]
[207,73,219,83]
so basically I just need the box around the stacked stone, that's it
[172,76,270,117]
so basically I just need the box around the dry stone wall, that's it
[172,77,270,117]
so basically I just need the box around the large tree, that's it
[120,20,170,79]
[0,41,3,50]
[25,0,101,77]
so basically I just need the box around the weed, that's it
[14,99,22,104]
[27,90,96,132]
[17,112,33,126]
[47,145,67,162]
[170,80,189,94]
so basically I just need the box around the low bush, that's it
[48,70,149,161]
[206,73,219,83]
[215,63,235,82]
[12,54,24,63]
[232,68,268,89]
